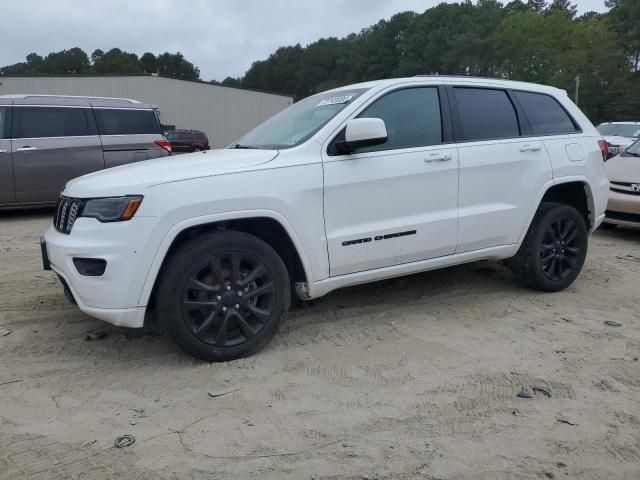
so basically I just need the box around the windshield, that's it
[597,123,640,138]
[232,89,368,149]
[624,139,640,156]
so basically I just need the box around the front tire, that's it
[156,231,291,361]
[509,203,588,292]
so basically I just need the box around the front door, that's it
[11,106,104,203]
[323,86,459,276]
[0,106,15,205]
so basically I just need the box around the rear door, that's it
[0,105,15,205]
[93,106,166,167]
[449,85,552,252]
[11,104,104,203]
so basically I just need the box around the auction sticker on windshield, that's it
[316,95,354,107]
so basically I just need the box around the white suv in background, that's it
[42,76,609,361]
[596,121,640,157]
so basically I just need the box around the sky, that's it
[0,0,607,82]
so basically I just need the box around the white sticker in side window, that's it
[316,95,354,107]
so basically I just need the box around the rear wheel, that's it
[509,203,588,292]
[156,231,290,361]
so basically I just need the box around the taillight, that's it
[155,139,172,154]
[598,139,608,161]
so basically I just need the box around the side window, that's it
[0,107,6,139]
[13,107,95,139]
[194,132,205,140]
[514,91,579,136]
[94,109,162,135]
[453,88,520,141]
[356,87,442,152]
[166,132,177,140]
[177,132,193,140]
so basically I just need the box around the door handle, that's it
[519,144,542,153]
[424,153,452,163]
[16,146,37,152]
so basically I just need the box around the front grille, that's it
[54,196,84,234]
[610,181,640,195]
[606,210,640,224]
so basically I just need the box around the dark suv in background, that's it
[0,94,171,208]
[166,129,210,152]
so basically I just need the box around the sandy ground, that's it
[0,210,639,480]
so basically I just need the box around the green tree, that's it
[139,52,158,74]
[546,0,578,18]
[605,0,640,71]
[41,48,91,74]
[155,52,200,80]
[93,48,141,74]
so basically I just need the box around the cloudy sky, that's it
[1,0,607,81]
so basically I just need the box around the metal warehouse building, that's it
[0,75,293,147]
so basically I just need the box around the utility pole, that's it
[574,75,580,106]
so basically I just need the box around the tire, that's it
[508,202,588,292]
[156,231,291,361]
[192,145,202,152]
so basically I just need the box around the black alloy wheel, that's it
[156,231,291,361]
[539,217,581,282]
[182,253,275,347]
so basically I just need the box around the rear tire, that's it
[509,202,588,292]
[156,231,290,361]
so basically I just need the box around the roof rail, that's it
[0,94,141,103]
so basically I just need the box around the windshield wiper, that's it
[232,144,258,149]
[624,151,640,157]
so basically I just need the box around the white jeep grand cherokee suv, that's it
[42,76,609,361]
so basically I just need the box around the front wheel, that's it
[156,231,291,361]
[509,203,588,292]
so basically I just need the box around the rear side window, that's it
[514,91,579,135]
[453,88,520,141]
[356,87,442,152]
[94,108,161,136]
[177,132,193,140]
[194,132,205,140]
[13,107,96,138]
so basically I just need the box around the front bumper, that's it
[604,189,640,228]
[42,216,172,328]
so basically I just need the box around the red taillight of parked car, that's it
[155,139,172,153]
[598,139,608,161]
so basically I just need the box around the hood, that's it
[64,149,279,198]
[603,135,636,147]
[606,154,640,183]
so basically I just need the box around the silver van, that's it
[0,94,171,207]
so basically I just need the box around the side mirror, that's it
[335,118,388,154]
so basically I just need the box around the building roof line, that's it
[0,73,294,100]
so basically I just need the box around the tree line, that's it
[1,48,200,81]
[1,1,638,123]
[221,0,639,123]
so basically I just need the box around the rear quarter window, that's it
[514,91,579,136]
[94,108,162,136]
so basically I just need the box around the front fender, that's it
[137,209,315,307]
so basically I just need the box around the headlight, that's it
[82,196,143,222]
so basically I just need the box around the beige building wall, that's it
[0,75,293,147]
